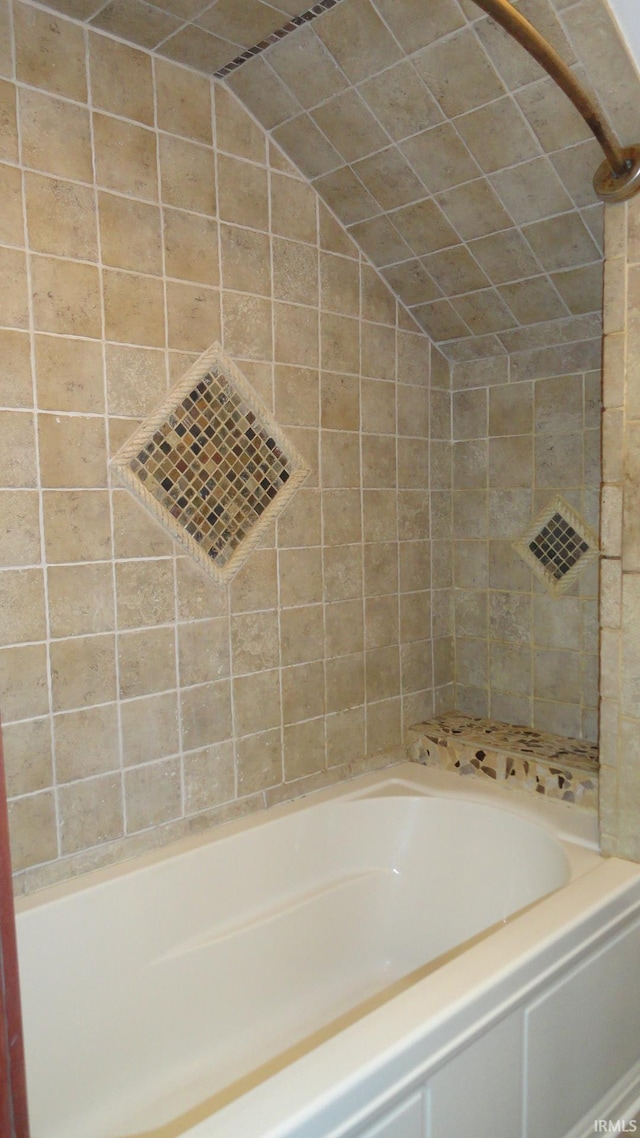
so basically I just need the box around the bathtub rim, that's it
[14,761,599,917]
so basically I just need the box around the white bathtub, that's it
[15,763,640,1138]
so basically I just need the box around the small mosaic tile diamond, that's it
[111,343,309,585]
[513,495,599,596]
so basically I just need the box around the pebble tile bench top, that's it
[407,713,599,812]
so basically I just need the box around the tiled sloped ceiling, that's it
[40,0,316,72]
[34,0,640,359]
[224,0,640,360]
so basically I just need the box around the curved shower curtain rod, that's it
[471,0,640,202]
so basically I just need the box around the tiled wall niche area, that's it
[0,1,448,891]
[449,345,601,741]
[599,196,640,863]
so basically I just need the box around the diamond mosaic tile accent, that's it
[111,343,309,585]
[513,495,599,596]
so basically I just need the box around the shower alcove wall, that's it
[1,0,640,901]
[2,1,640,1133]
[220,0,640,859]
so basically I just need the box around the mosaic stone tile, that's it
[407,712,598,812]
[513,494,599,596]
[111,342,309,585]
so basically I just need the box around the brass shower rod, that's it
[471,0,640,202]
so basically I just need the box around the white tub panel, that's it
[525,914,640,1138]
[358,1093,424,1138]
[428,1011,524,1138]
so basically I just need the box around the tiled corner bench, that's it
[407,713,599,813]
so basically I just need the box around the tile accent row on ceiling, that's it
[214,0,345,79]
[224,0,629,358]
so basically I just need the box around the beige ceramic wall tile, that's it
[367,695,402,753]
[8,793,58,872]
[31,255,101,337]
[215,84,266,163]
[321,430,360,487]
[0,567,46,645]
[105,345,166,419]
[155,58,212,144]
[324,544,364,602]
[179,679,232,750]
[49,634,117,711]
[165,209,219,286]
[282,661,325,725]
[178,617,230,686]
[0,2,451,885]
[279,604,324,666]
[0,331,33,408]
[89,1,180,54]
[233,670,281,737]
[167,281,221,352]
[0,247,29,329]
[159,134,216,214]
[3,716,53,797]
[325,652,365,714]
[103,269,165,346]
[48,563,115,637]
[271,171,318,244]
[120,691,179,766]
[0,80,18,162]
[19,89,94,182]
[115,560,175,629]
[0,0,12,79]
[325,598,363,658]
[157,25,232,73]
[124,759,182,832]
[58,773,123,855]
[620,574,640,718]
[14,4,87,101]
[283,717,325,780]
[236,727,282,794]
[220,152,271,228]
[230,610,279,676]
[0,410,37,487]
[0,489,39,564]
[175,556,228,621]
[38,414,106,488]
[94,114,158,200]
[88,34,154,125]
[0,162,23,247]
[34,336,104,414]
[42,491,112,563]
[54,704,120,782]
[99,193,162,276]
[183,740,235,813]
[273,301,319,368]
[117,627,176,699]
[273,236,319,306]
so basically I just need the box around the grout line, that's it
[152,47,188,827]
[86,26,127,846]
[14,0,63,855]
